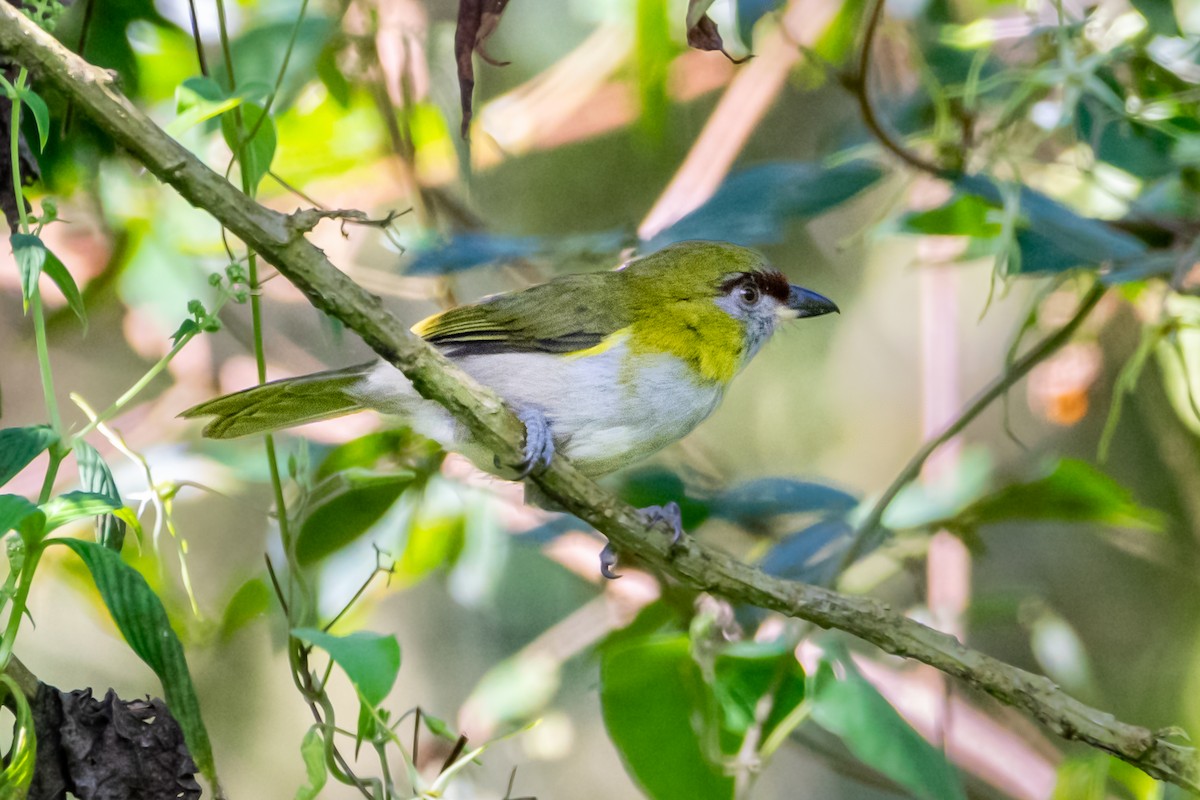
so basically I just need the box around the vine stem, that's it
[839,280,1106,571]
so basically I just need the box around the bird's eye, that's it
[738,285,760,306]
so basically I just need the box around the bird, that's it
[181,240,838,575]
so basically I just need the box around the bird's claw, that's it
[639,501,684,545]
[599,543,621,580]
[513,407,555,478]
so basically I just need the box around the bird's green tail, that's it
[180,363,374,439]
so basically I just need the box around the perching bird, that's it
[181,240,838,573]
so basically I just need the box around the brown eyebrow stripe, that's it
[719,270,790,302]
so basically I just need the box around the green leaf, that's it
[421,711,457,741]
[0,426,58,487]
[19,89,50,151]
[55,539,216,784]
[711,639,806,746]
[75,442,125,550]
[41,490,123,532]
[600,635,734,800]
[947,459,1164,534]
[900,193,1002,238]
[295,468,415,565]
[11,233,47,305]
[169,318,199,346]
[0,495,40,538]
[810,653,966,800]
[221,101,276,191]
[40,247,87,329]
[218,576,271,641]
[812,0,867,67]
[0,674,36,797]
[294,726,328,800]
[292,628,401,707]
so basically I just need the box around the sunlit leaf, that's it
[945,459,1164,534]
[55,539,216,784]
[294,726,328,800]
[41,490,123,532]
[294,468,415,565]
[292,628,401,707]
[900,193,1002,238]
[0,674,36,797]
[75,441,125,550]
[600,635,734,799]
[10,233,47,305]
[40,246,87,329]
[810,652,966,800]
[0,425,57,487]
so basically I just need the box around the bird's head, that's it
[620,241,838,384]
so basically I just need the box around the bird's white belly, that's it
[355,338,723,476]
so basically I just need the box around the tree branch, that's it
[1,7,1195,792]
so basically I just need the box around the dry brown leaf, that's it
[455,0,512,139]
[686,14,751,64]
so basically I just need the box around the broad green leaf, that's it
[221,102,276,191]
[75,442,125,550]
[810,653,966,800]
[40,243,87,328]
[218,576,271,641]
[11,233,47,305]
[292,628,400,707]
[421,711,457,741]
[295,726,328,800]
[600,635,734,800]
[0,495,40,537]
[1052,755,1108,800]
[711,639,806,746]
[900,193,1002,238]
[812,0,867,67]
[0,426,57,487]
[41,490,123,532]
[294,468,414,565]
[946,459,1164,534]
[211,18,337,113]
[55,539,216,783]
[19,89,49,151]
[0,674,36,797]
[395,513,465,584]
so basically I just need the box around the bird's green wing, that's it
[413,272,632,356]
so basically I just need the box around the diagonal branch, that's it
[0,7,1195,793]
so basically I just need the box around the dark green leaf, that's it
[179,76,227,104]
[649,161,886,249]
[1128,0,1178,35]
[75,442,125,550]
[600,635,734,800]
[618,468,709,530]
[55,539,216,783]
[295,726,328,800]
[211,18,337,113]
[41,490,123,532]
[295,468,415,565]
[947,459,1164,534]
[758,518,856,586]
[19,89,49,151]
[900,193,1002,238]
[710,478,858,523]
[810,653,966,800]
[292,628,401,707]
[11,233,48,304]
[221,102,276,191]
[315,47,351,107]
[0,426,57,487]
[955,175,1146,274]
[170,318,200,346]
[0,495,40,537]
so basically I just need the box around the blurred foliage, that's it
[4,0,1200,796]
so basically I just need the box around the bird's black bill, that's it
[787,285,839,317]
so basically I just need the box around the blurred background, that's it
[3,0,1200,797]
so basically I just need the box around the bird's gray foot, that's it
[599,543,621,580]
[639,501,684,545]
[513,407,555,478]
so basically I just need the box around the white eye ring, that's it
[739,285,760,306]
